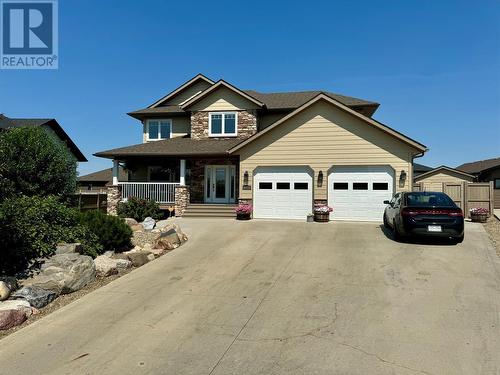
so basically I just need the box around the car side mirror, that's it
[383,200,390,205]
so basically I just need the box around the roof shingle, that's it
[457,157,500,174]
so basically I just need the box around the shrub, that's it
[117,197,163,222]
[0,196,102,275]
[80,210,132,252]
[0,127,77,202]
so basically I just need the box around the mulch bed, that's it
[483,217,500,258]
[0,268,132,340]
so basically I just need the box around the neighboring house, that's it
[413,162,433,177]
[95,74,427,221]
[78,167,127,191]
[457,157,500,209]
[414,165,475,191]
[0,114,87,162]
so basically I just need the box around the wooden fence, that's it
[412,181,494,217]
[74,189,107,212]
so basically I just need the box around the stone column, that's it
[106,185,121,216]
[175,185,190,217]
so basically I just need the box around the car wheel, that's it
[393,220,404,242]
[453,234,464,244]
[383,213,390,228]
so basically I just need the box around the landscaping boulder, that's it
[24,253,95,294]
[0,299,32,315]
[0,277,19,292]
[130,224,143,232]
[112,253,130,261]
[55,243,83,255]
[124,218,138,227]
[94,255,119,277]
[0,281,11,301]
[141,217,156,230]
[11,286,56,309]
[115,258,132,271]
[0,310,27,330]
[155,219,171,230]
[126,251,151,267]
[155,229,181,250]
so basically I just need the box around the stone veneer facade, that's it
[175,186,190,217]
[106,185,121,216]
[190,110,257,140]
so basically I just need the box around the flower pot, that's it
[470,213,487,223]
[314,212,330,222]
[236,212,251,220]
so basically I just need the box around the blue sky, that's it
[0,0,498,176]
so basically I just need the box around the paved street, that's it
[0,219,499,374]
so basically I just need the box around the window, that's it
[353,182,368,190]
[259,182,272,189]
[495,179,500,189]
[147,119,171,141]
[294,182,308,190]
[405,192,455,207]
[149,166,177,182]
[373,182,389,190]
[277,182,290,190]
[209,112,238,136]
[333,182,348,190]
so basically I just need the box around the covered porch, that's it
[110,156,239,214]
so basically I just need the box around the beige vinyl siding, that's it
[162,80,212,106]
[189,87,261,112]
[142,116,191,142]
[235,100,417,200]
[416,170,474,192]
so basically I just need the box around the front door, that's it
[205,165,236,203]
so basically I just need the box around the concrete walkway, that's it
[0,219,499,375]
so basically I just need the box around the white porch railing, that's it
[118,182,180,204]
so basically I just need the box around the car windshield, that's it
[405,192,455,207]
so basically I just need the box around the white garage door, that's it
[254,167,313,219]
[328,166,394,221]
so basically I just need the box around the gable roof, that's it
[94,138,241,159]
[78,167,127,184]
[180,80,265,109]
[414,165,475,181]
[148,74,215,108]
[244,90,379,111]
[457,157,500,174]
[229,93,427,154]
[0,115,87,162]
[413,162,433,175]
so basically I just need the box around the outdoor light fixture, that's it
[318,171,323,187]
[400,170,407,184]
[243,171,249,186]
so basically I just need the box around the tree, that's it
[0,127,77,202]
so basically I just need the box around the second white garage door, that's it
[253,167,313,219]
[328,166,394,221]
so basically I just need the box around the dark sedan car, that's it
[383,191,464,243]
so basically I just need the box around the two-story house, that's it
[95,74,427,221]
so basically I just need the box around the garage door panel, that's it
[328,166,394,222]
[254,167,313,220]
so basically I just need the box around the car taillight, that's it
[402,208,463,217]
[448,209,463,217]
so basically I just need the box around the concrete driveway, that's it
[0,219,499,375]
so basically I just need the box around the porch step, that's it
[183,204,237,218]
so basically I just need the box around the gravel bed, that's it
[483,217,500,258]
[0,268,132,340]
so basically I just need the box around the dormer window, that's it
[146,119,171,141]
[209,112,237,137]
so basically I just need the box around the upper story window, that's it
[209,112,237,137]
[146,119,171,141]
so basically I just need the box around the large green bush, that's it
[0,196,102,275]
[117,197,163,222]
[80,210,132,252]
[0,127,77,202]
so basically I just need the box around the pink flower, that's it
[235,204,253,214]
